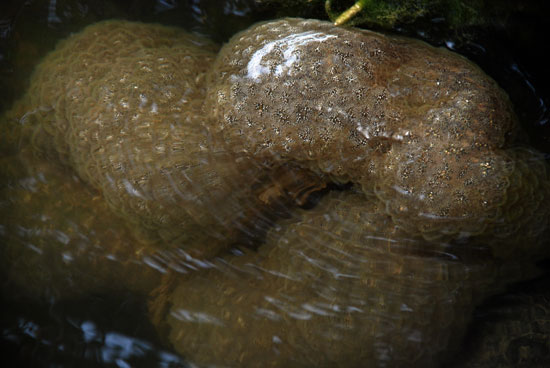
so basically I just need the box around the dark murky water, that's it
[1,1,549,367]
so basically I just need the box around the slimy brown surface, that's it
[154,190,536,368]
[0,148,161,300]
[5,20,313,258]
[1,17,549,368]
[452,275,550,368]
[205,18,550,258]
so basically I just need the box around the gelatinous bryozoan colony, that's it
[0,148,162,300]
[2,15,549,368]
[151,190,538,368]
[145,17,550,367]
[205,18,550,259]
[452,274,550,368]
[4,20,320,258]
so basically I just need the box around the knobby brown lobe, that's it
[0,19,326,301]
[205,18,549,259]
[5,20,319,259]
[1,16,549,368]
[160,190,537,368]
[148,17,550,367]
[0,148,162,300]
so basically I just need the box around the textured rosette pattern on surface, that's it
[1,17,549,368]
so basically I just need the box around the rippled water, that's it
[1,1,549,367]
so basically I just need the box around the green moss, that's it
[255,0,521,30]
[326,0,495,28]
[325,0,433,27]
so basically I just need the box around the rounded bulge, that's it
[153,190,535,368]
[147,17,549,367]
[0,147,162,300]
[9,20,320,258]
[205,17,550,259]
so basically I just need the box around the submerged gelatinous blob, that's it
[452,275,550,368]
[0,148,162,300]
[150,190,537,368]
[205,17,550,258]
[2,16,549,368]
[3,20,323,258]
[148,17,549,367]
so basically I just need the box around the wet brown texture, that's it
[2,16,549,368]
[3,20,314,258]
[206,18,550,258]
[153,190,536,368]
[0,147,162,300]
[453,276,550,368]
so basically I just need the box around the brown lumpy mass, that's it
[2,16,549,368]
[152,190,536,368]
[452,275,550,368]
[0,148,162,300]
[206,18,549,258]
[5,20,317,258]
